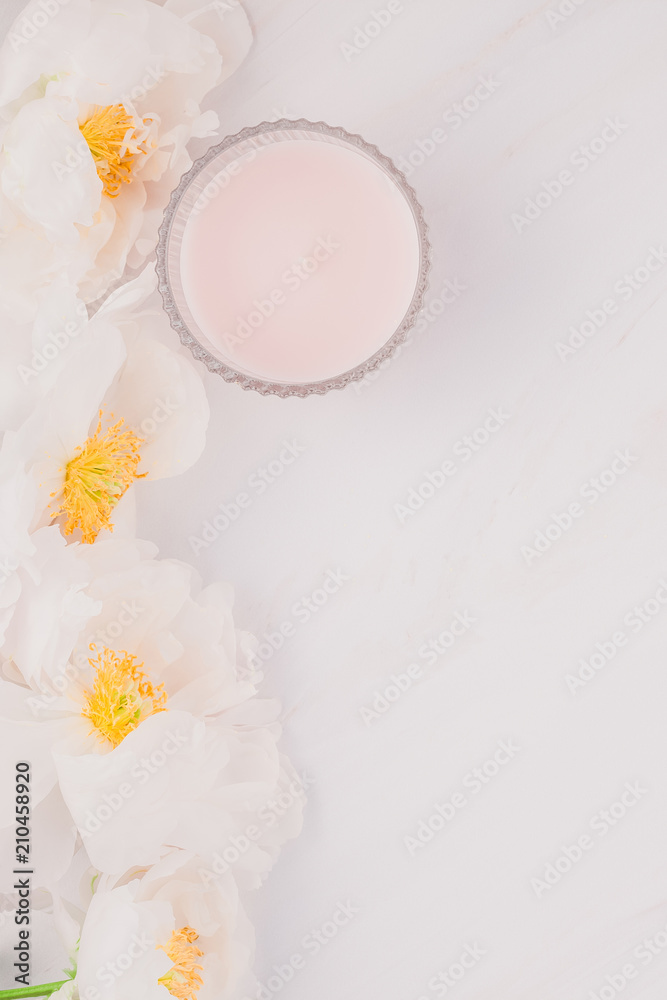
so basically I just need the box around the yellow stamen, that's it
[50,411,145,544]
[81,646,166,749]
[80,104,151,198]
[158,927,204,1000]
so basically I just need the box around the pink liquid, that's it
[179,138,421,384]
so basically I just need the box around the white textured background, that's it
[8,1,667,998]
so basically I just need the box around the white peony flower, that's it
[84,852,255,1000]
[0,0,252,306]
[0,3,307,993]
[0,264,208,560]
[0,544,304,883]
[9,855,255,1000]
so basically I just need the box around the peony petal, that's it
[0,700,64,824]
[133,849,256,1000]
[54,710,226,872]
[0,907,71,986]
[1,526,100,686]
[2,96,101,241]
[75,550,192,661]
[0,0,92,112]
[163,0,253,85]
[77,885,172,1000]
[110,334,209,479]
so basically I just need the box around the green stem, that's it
[0,982,68,999]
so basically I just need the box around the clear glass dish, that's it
[156,119,432,397]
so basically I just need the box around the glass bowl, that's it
[156,119,431,397]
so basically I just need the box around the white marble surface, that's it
[148,3,667,999]
[9,0,667,997]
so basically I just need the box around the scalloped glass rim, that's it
[155,119,432,398]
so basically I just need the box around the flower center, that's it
[80,104,152,198]
[50,411,145,544]
[158,927,204,1000]
[81,646,166,749]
